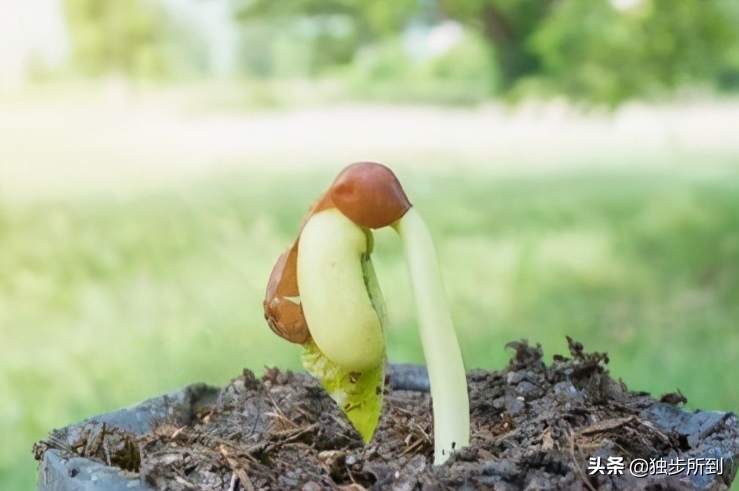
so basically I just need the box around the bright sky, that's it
[0,0,70,91]
[610,0,645,11]
[0,0,243,90]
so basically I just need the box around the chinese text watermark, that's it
[587,457,723,478]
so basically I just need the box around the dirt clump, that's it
[34,339,739,490]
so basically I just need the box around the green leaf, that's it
[301,339,384,443]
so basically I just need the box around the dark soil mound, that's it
[34,339,739,491]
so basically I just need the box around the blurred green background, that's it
[1,0,739,489]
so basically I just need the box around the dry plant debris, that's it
[34,339,739,490]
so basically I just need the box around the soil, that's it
[34,338,739,491]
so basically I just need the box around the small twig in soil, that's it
[103,440,112,467]
[174,475,197,489]
[660,389,688,405]
[265,411,299,432]
[392,405,417,418]
[402,421,433,456]
[566,428,597,491]
[228,473,239,491]
[266,393,295,427]
[250,398,264,438]
[270,423,320,441]
[579,416,635,436]
[219,445,260,485]
[234,468,256,491]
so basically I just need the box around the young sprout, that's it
[264,162,469,465]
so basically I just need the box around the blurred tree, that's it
[63,0,174,78]
[529,0,739,105]
[235,0,418,74]
[235,0,555,89]
[440,0,551,91]
[236,0,416,41]
[442,0,739,104]
[235,0,739,104]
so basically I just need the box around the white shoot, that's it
[394,207,470,465]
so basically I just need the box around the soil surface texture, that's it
[34,338,739,491]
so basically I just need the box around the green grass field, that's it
[2,165,738,490]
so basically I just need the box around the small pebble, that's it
[516,381,538,397]
[493,397,506,409]
[507,371,526,385]
[302,481,322,491]
[554,381,581,402]
[317,450,343,462]
[506,397,525,416]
